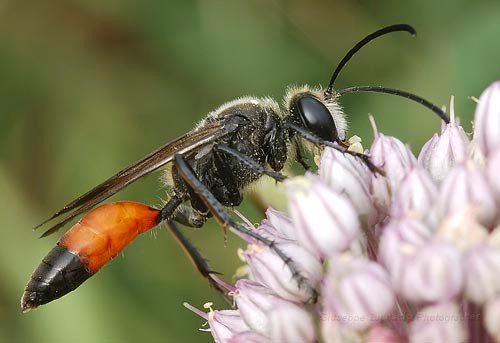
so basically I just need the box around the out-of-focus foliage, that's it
[1,1,499,342]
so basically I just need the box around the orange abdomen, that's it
[21,201,161,312]
[59,201,160,273]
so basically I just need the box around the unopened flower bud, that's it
[371,175,392,216]
[468,140,486,167]
[212,310,251,339]
[486,149,500,201]
[418,120,469,185]
[391,166,438,222]
[379,217,433,290]
[484,297,500,341]
[323,255,395,330]
[409,303,466,343]
[365,325,404,343]
[473,81,500,156]
[320,312,362,343]
[435,208,489,252]
[233,280,292,336]
[369,131,417,216]
[184,303,249,342]
[370,132,416,192]
[438,161,497,228]
[259,207,296,242]
[319,147,376,225]
[229,332,271,343]
[464,245,500,304]
[268,302,315,343]
[286,176,360,258]
[401,242,463,303]
[243,239,323,302]
[418,133,439,166]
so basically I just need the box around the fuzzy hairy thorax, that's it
[162,86,347,193]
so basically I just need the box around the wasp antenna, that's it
[338,85,449,123]
[325,24,416,97]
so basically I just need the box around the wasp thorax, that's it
[290,95,338,142]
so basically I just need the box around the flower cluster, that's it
[187,82,500,343]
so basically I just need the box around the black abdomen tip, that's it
[21,245,92,312]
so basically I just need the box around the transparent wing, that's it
[36,119,237,237]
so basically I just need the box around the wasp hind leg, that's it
[164,219,232,302]
[173,204,208,228]
[159,196,229,300]
[172,154,318,303]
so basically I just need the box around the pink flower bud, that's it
[468,140,486,166]
[486,149,500,201]
[211,310,251,341]
[435,208,489,252]
[209,318,238,342]
[228,332,271,343]
[438,161,497,228]
[370,133,416,192]
[233,280,292,336]
[409,303,466,343]
[418,121,469,185]
[323,256,395,330]
[391,166,438,222]
[418,133,439,166]
[184,303,249,343]
[243,241,322,302]
[401,242,464,303]
[319,147,376,225]
[286,176,360,258]
[365,325,404,343]
[320,311,362,343]
[268,302,315,343]
[484,297,500,341]
[378,217,433,290]
[261,207,296,241]
[371,175,392,216]
[473,81,500,156]
[464,245,500,304]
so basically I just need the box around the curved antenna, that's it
[324,24,416,97]
[338,85,449,123]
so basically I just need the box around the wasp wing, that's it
[36,119,237,237]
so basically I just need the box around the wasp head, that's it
[285,85,347,143]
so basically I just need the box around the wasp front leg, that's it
[286,122,384,175]
[214,144,287,182]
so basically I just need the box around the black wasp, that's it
[21,24,449,312]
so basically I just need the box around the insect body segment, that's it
[21,202,160,312]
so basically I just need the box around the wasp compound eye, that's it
[292,96,338,142]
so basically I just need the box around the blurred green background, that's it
[2,1,500,342]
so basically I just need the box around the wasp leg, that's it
[214,144,287,182]
[294,141,311,171]
[164,219,232,302]
[157,193,186,223]
[172,154,318,303]
[159,195,228,300]
[286,122,384,175]
[173,204,208,228]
